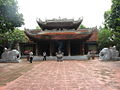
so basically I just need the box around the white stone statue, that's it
[99,48,111,60]
[0,49,21,63]
[99,46,119,61]
[109,46,119,58]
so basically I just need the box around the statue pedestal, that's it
[112,57,120,61]
[0,59,21,63]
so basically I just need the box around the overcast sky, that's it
[18,0,112,29]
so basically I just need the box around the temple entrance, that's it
[51,40,84,56]
[37,40,68,56]
[37,40,85,56]
[38,41,50,56]
[20,40,87,56]
[71,40,82,55]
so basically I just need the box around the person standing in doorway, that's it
[29,51,33,63]
[90,50,96,59]
[87,50,91,60]
[43,51,47,61]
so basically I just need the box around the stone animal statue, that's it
[109,46,119,58]
[99,46,119,61]
[99,48,111,60]
[1,49,21,62]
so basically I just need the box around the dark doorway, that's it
[52,40,68,56]
[71,40,82,55]
[0,46,4,59]
[38,41,50,56]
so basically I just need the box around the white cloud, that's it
[18,0,112,29]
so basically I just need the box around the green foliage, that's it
[103,0,120,52]
[79,24,86,29]
[6,29,27,42]
[36,26,41,29]
[104,10,111,29]
[98,28,113,50]
[0,29,27,48]
[108,0,120,32]
[0,0,24,33]
[110,0,120,52]
[112,32,120,45]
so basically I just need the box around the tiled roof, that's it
[25,29,97,41]
[87,30,98,42]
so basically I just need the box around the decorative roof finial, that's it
[59,16,61,20]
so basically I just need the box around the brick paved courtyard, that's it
[1,59,120,90]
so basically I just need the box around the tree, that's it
[79,24,86,29]
[0,29,27,48]
[0,0,24,33]
[104,10,111,29]
[36,26,41,29]
[6,29,27,43]
[98,28,113,50]
[110,0,120,48]
[108,0,120,32]
[103,0,120,52]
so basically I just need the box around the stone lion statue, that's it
[109,46,119,58]
[99,48,111,60]
[99,46,119,61]
[1,48,21,63]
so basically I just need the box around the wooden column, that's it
[35,44,38,56]
[68,40,71,56]
[50,41,52,56]
[82,42,85,55]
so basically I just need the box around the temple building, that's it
[20,18,98,56]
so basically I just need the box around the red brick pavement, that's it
[4,60,120,90]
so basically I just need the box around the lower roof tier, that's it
[25,29,98,42]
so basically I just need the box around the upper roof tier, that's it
[37,18,83,30]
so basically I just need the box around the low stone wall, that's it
[32,55,89,61]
